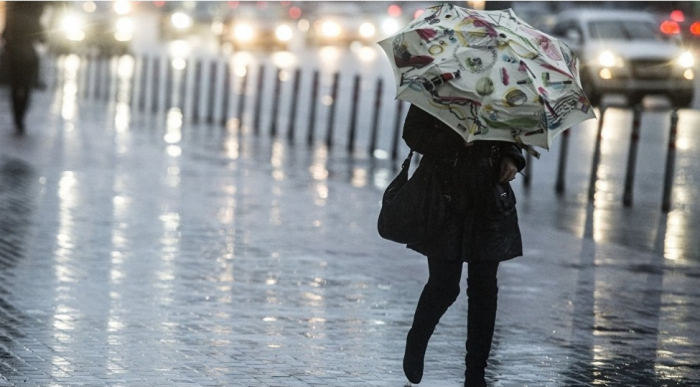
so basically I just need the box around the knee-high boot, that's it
[464,277,498,387]
[404,280,460,384]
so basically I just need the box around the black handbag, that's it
[377,150,447,245]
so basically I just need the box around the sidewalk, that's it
[0,90,699,387]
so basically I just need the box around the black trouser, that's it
[6,55,38,129]
[408,258,499,372]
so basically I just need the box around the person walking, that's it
[2,1,46,134]
[400,104,526,387]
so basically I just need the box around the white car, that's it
[550,9,695,107]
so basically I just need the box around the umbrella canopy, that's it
[378,4,596,157]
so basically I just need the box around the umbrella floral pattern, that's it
[379,4,596,156]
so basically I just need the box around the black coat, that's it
[402,105,526,263]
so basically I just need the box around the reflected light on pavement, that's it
[664,210,686,260]
[224,135,239,160]
[61,54,81,121]
[351,168,367,188]
[164,108,183,145]
[309,146,329,207]
[270,140,286,181]
[115,56,134,134]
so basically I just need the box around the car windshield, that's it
[588,20,663,41]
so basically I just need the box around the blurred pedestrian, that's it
[2,1,46,134]
[400,105,526,387]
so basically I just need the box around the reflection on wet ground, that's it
[0,72,698,386]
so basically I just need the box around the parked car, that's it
[550,9,695,107]
[303,2,403,46]
[158,1,216,42]
[45,1,134,57]
[215,2,296,51]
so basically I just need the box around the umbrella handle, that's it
[514,135,541,159]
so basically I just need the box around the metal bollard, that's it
[347,74,361,153]
[287,68,301,142]
[51,55,60,92]
[252,64,266,135]
[151,56,161,113]
[269,68,283,136]
[391,99,404,161]
[623,106,643,207]
[84,55,93,99]
[220,60,231,127]
[179,59,188,111]
[368,77,383,157]
[94,57,103,100]
[325,72,340,149]
[555,129,570,194]
[138,56,149,112]
[107,56,117,102]
[307,70,319,146]
[165,58,174,109]
[236,65,249,129]
[128,57,137,107]
[662,110,680,212]
[206,60,217,124]
[587,104,607,201]
[191,59,202,123]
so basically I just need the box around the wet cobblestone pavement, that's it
[0,91,699,387]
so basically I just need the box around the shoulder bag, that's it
[377,150,447,245]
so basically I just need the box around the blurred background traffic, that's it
[3,1,700,56]
[3,1,700,109]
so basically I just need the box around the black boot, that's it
[464,270,498,387]
[464,367,486,387]
[403,328,429,384]
[404,263,461,384]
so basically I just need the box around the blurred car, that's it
[303,2,404,46]
[656,9,700,52]
[158,2,214,42]
[550,9,695,107]
[46,1,134,57]
[215,3,296,51]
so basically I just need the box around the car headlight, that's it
[275,24,293,42]
[234,23,255,42]
[381,18,400,36]
[678,51,695,68]
[359,22,375,38]
[113,1,131,15]
[171,12,192,30]
[598,50,623,67]
[114,17,134,42]
[62,14,85,41]
[321,21,342,37]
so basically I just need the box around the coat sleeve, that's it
[402,105,464,157]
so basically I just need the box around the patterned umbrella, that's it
[378,4,596,157]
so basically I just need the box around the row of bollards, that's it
[50,54,686,212]
[552,103,681,212]
[52,54,408,161]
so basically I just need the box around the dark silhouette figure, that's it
[2,1,46,134]
[400,105,526,387]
